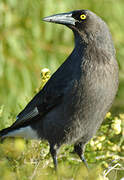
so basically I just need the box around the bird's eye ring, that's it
[80,14,86,20]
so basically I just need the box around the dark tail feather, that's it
[0,127,13,142]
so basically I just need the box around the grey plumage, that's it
[0,10,118,169]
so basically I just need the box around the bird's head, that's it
[43,10,115,54]
[43,10,106,35]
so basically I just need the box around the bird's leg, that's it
[74,143,89,170]
[50,144,58,170]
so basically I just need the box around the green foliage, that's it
[0,0,124,179]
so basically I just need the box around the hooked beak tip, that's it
[42,17,51,22]
[42,12,75,26]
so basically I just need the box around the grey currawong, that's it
[0,10,119,169]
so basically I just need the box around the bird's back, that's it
[32,40,118,146]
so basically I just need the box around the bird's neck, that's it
[74,31,87,48]
[73,30,115,58]
[73,31,88,59]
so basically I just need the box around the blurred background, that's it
[0,1,124,179]
[0,0,124,127]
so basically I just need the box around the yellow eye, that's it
[80,14,86,20]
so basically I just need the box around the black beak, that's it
[43,12,75,26]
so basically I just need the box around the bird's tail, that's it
[0,124,25,142]
[0,124,39,141]
[0,126,12,142]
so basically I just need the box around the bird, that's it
[0,9,118,169]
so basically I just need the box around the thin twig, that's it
[30,161,40,180]
[104,163,122,177]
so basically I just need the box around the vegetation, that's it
[0,0,124,179]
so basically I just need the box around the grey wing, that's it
[11,88,63,128]
[11,68,71,128]
[11,57,76,129]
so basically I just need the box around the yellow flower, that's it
[96,143,102,150]
[105,112,111,118]
[41,68,50,79]
[111,119,121,134]
[98,136,105,141]
[90,139,95,146]
[110,144,119,151]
